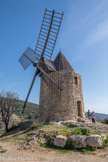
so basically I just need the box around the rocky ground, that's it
[49,119,108,134]
[0,141,108,162]
[0,119,108,162]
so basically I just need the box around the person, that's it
[91,111,95,123]
[87,109,91,120]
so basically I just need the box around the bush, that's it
[72,128,90,135]
[65,140,73,149]
[81,128,90,135]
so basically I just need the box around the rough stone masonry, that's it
[38,51,85,122]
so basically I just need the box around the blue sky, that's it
[0,0,108,114]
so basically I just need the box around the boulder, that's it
[86,135,103,147]
[9,114,21,128]
[54,135,67,148]
[69,134,87,148]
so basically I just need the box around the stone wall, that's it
[38,71,85,122]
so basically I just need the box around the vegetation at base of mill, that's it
[77,147,96,155]
[71,128,90,135]
[38,124,108,155]
[0,121,108,155]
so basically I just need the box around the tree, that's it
[0,90,19,132]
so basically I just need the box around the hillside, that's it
[14,99,39,120]
[0,97,39,122]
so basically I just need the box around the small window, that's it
[74,77,78,84]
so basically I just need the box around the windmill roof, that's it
[44,51,74,72]
[54,51,74,71]
[44,60,56,71]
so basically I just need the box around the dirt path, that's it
[0,142,108,162]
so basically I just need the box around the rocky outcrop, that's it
[54,135,67,148]
[86,135,103,147]
[9,114,21,128]
[69,135,87,148]
[49,120,108,134]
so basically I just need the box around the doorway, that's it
[77,101,82,116]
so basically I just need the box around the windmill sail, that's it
[19,9,64,112]
[35,8,64,60]
[19,47,37,70]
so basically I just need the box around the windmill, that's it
[19,9,64,112]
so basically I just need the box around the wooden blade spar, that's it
[22,69,39,113]
[37,65,62,91]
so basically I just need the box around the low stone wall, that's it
[53,134,104,148]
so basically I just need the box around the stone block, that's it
[69,134,87,148]
[86,135,103,147]
[54,135,67,148]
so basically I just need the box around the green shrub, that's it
[90,132,101,135]
[79,148,96,155]
[59,149,70,154]
[37,123,44,129]
[65,140,73,149]
[72,128,90,135]
[72,128,82,135]
[81,128,90,135]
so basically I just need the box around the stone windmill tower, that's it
[39,51,85,122]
